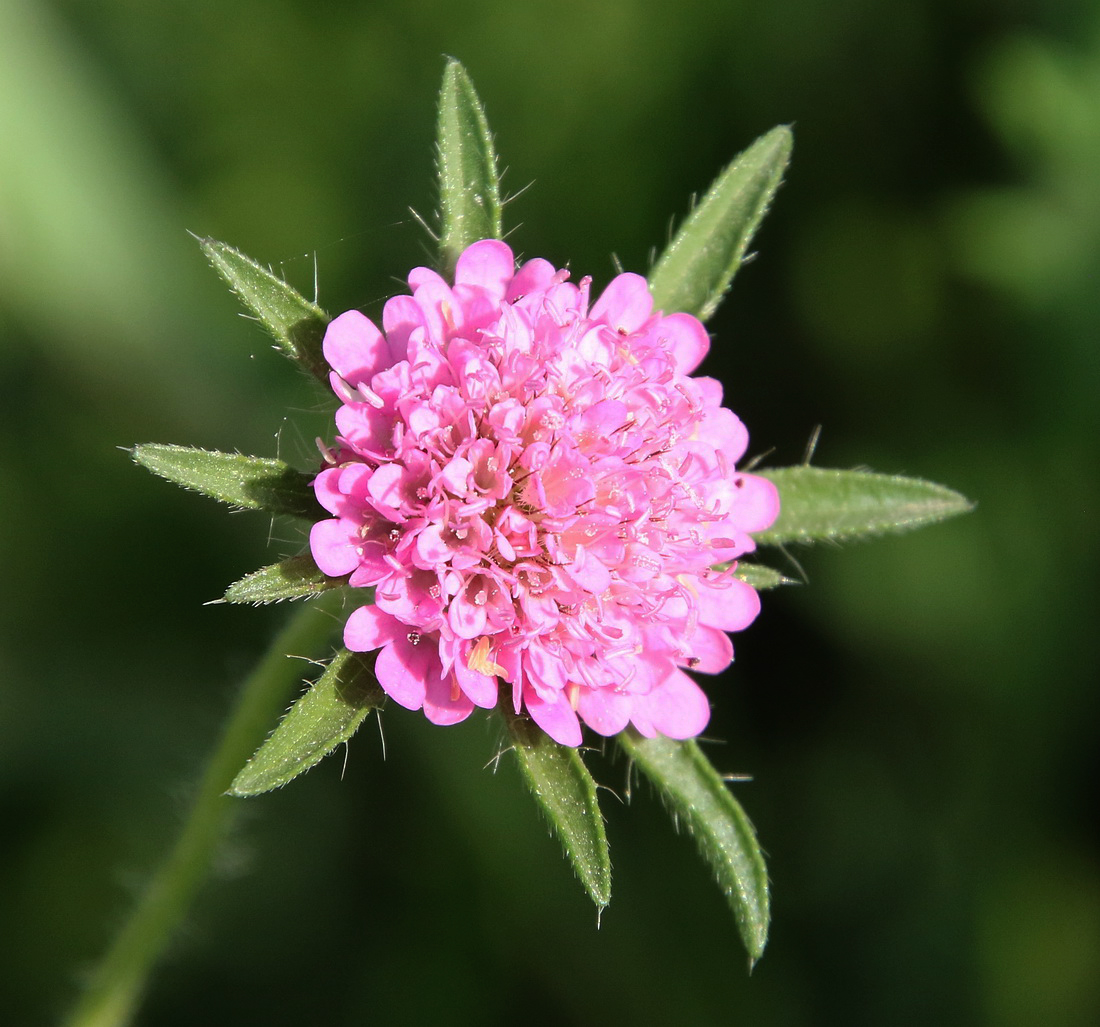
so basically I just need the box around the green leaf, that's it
[229,648,385,796]
[199,237,331,381]
[754,466,975,546]
[133,443,318,518]
[733,562,795,590]
[224,554,352,604]
[619,732,769,966]
[436,58,503,272]
[648,126,792,322]
[503,707,612,910]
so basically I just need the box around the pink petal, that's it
[454,240,514,299]
[524,641,569,695]
[507,257,557,301]
[452,661,499,708]
[380,295,421,361]
[696,577,761,632]
[657,312,710,374]
[566,545,612,594]
[414,524,454,565]
[439,456,473,495]
[323,310,390,386]
[686,624,734,674]
[694,376,724,406]
[374,568,444,628]
[343,604,402,652]
[447,592,487,639]
[366,463,405,516]
[422,667,475,725]
[408,267,454,340]
[590,272,653,333]
[695,406,749,466]
[577,687,632,736]
[309,518,359,576]
[312,467,347,515]
[535,447,595,517]
[576,398,629,440]
[631,668,711,739]
[374,632,439,710]
[405,401,441,439]
[524,686,583,746]
[732,473,781,533]
[334,403,394,458]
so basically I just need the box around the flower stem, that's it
[64,593,345,1027]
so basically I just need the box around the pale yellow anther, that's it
[468,636,506,678]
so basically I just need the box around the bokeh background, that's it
[2,0,1098,1024]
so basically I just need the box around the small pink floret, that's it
[310,240,778,745]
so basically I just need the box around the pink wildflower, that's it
[309,240,779,746]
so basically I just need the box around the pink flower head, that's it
[310,240,779,746]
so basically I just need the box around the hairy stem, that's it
[64,592,345,1027]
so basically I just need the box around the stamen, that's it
[356,383,385,409]
[468,637,506,677]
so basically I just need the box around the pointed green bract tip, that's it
[229,649,385,797]
[618,733,770,964]
[199,236,331,381]
[754,466,975,546]
[649,125,792,322]
[734,562,797,591]
[504,708,612,910]
[223,555,351,605]
[132,443,319,519]
[436,59,503,272]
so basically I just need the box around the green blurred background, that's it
[2,0,1098,1023]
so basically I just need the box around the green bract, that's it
[223,555,350,605]
[503,707,612,911]
[436,58,504,270]
[132,444,318,519]
[200,237,331,382]
[754,466,975,546]
[619,732,771,968]
[230,649,385,797]
[649,125,792,323]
